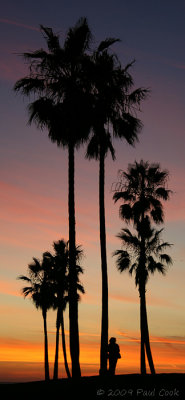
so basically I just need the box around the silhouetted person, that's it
[107,337,121,376]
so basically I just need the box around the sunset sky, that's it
[0,0,185,382]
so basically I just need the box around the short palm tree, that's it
[43,240,69,380]
[44,239,85,380]
[18,256,54,381]
[86,45,148,375]
[114,217,172,374]
[14,18,93,378]
[113,160,172,374]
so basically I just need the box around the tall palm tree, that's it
[113,160,172,374]
[18,257,54,381]
[14,18,93,378]
[114,217,172,374]
[86,45,148,375]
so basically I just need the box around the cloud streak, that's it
[110,292,177,308]
[0,281,21,298]
[118,331,185,346]
[0,18,39,32]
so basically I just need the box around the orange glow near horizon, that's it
[0,331,185,381]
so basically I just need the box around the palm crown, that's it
[18,256,54,313]
[114,217,172,287]
[113,160,172,226]
[86,47,149,161]
[14,18,93,148]
[43,239,85,308]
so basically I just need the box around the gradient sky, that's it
[0,0,185,382]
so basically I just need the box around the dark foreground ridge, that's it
[1,373,185,400]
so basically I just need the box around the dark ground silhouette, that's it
[1,374,185,400]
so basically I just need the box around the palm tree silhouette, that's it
[86,45,148,375]
[18,256,54,381]
[43,240,69,380]
[113,160,172,374]
[44,240,85,380]
[14,18,92,378]
[114,217,172,374]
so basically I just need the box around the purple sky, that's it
[0,0,185,380]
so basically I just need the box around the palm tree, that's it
[86,45,148,375]
[52,240,70,380]
[43,240,69,380]
[114,217,172,374]
[18,257,54,381]
[113,160,172,374]
[14,18,93,378]
[44,239,85,380]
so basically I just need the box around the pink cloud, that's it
[0,280,21,298]
[110,293,138,304]
[173,63,185,70]
[0,18,39,32]
[0,180,69,252]
[0,180,67,227]
[110,292,177,308]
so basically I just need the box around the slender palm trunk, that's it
[139,202,155,375]
[68,142,81,378]
[139,285,147,375]
[99,145,108,376]
[61,310,71,378]
[42,309,50,381]
[53,308,61,380]
[139,207,147,375]
[139,284,155,375]
[142,290,155,374]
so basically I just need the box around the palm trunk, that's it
[53,308,61,380]
[139,206,147,375]
[139,285,147,375]
[42,309,50,381]
[139,200,155,375]
[68,142,81,378]
[61,310,71,378]
[139,284,155,375]
[99,145,108,376]
[142,291,156,374]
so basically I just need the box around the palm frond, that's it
[14,77,45,95]
[159,253,173,265]
[156,242,173,251]
[85,134,99,160]
[112,113,142,145]
[151,206,164,224]
[21,286,34,297]
[129,262,137,276]
[17,275,31,283]
[155,187,172,200]
[97,38,120,53]
[23,49,49,60]
[64,17,92,55]
[40,25,60,52]
[28,97,55,129]
[113,249,130,272]
[127,87,150,106]
[113,190,134,203]
[119,203,133,221]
